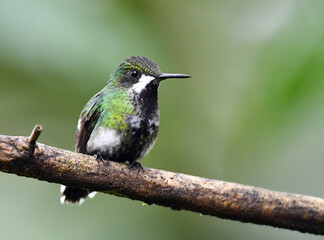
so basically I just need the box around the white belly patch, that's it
[87,127,121,154]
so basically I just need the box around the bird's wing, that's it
[75,92,102,154]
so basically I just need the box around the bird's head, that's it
[109,56,191,93]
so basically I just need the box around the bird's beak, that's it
[158,73,191,81]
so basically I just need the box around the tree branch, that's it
[0,126,323,235]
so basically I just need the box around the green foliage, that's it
[1,1,324,239]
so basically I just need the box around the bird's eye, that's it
[130,70,139,78]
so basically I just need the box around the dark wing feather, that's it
[61,92,102,205]
[75,92,102,154]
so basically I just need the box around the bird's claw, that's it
[129,161,144,173]
[93,154,107,163]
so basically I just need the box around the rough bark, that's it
[0,126,323,235]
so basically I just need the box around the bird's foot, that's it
[93,154,108,164]
[129,161,144,173]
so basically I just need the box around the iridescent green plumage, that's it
[99,87,135,131]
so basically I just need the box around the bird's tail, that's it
[60,185,97,205]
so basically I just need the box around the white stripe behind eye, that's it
[131,75,155,93]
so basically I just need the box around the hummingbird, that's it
[60,56,191,204]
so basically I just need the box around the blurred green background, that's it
[1,0,324,239]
